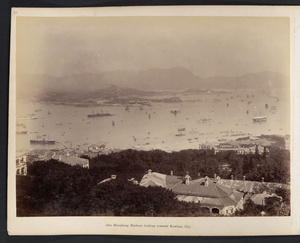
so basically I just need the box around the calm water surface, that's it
[16,89,290,154]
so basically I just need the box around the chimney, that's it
[170,170,173,176]
[185,172,190,185]
[262,177,264,183]
[148,169,152,175]
[111,175,117,179]
[243,175,246,181]
[204,176,209,187]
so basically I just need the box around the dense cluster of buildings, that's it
[213,143,269,155]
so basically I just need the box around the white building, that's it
[53,155,89,168]
[16,153,27,176]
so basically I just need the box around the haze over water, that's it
[16,88,289,155]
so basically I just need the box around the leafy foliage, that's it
[89,147,289,183]
[17,147,290,216]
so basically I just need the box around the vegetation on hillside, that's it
[17,147,290,216]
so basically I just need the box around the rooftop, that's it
[52,155,89,166]
[139,172,244,207]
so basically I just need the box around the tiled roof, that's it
[53,155,89,166]
[176,194,241,207]
[139,172,246,208]
[169,178,234,198]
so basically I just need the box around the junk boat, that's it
[170,109,180,115]
[178,126,186,132]
[176,126,186,136]
[270,105,277,113]
[253,116,267,123]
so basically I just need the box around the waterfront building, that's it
[16,153,27,176]
[214,143,242,154]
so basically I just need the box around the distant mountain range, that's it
[16,67,289,98]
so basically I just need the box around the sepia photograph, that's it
[7,6,300,236]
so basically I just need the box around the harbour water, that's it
[16,89,290,154]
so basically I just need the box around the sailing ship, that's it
[178,126,186,132]
[270,105,277,113]
[170,109,180,115]
[16,124,27,135]
[176,126,186,136]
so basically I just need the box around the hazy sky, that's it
[16,16,290,77]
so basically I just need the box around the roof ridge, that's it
[214,183,221,198]
[168,180,183,190]
[216,183,233,195]
[218,198,225,206]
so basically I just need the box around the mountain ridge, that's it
[16,67,289,98]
